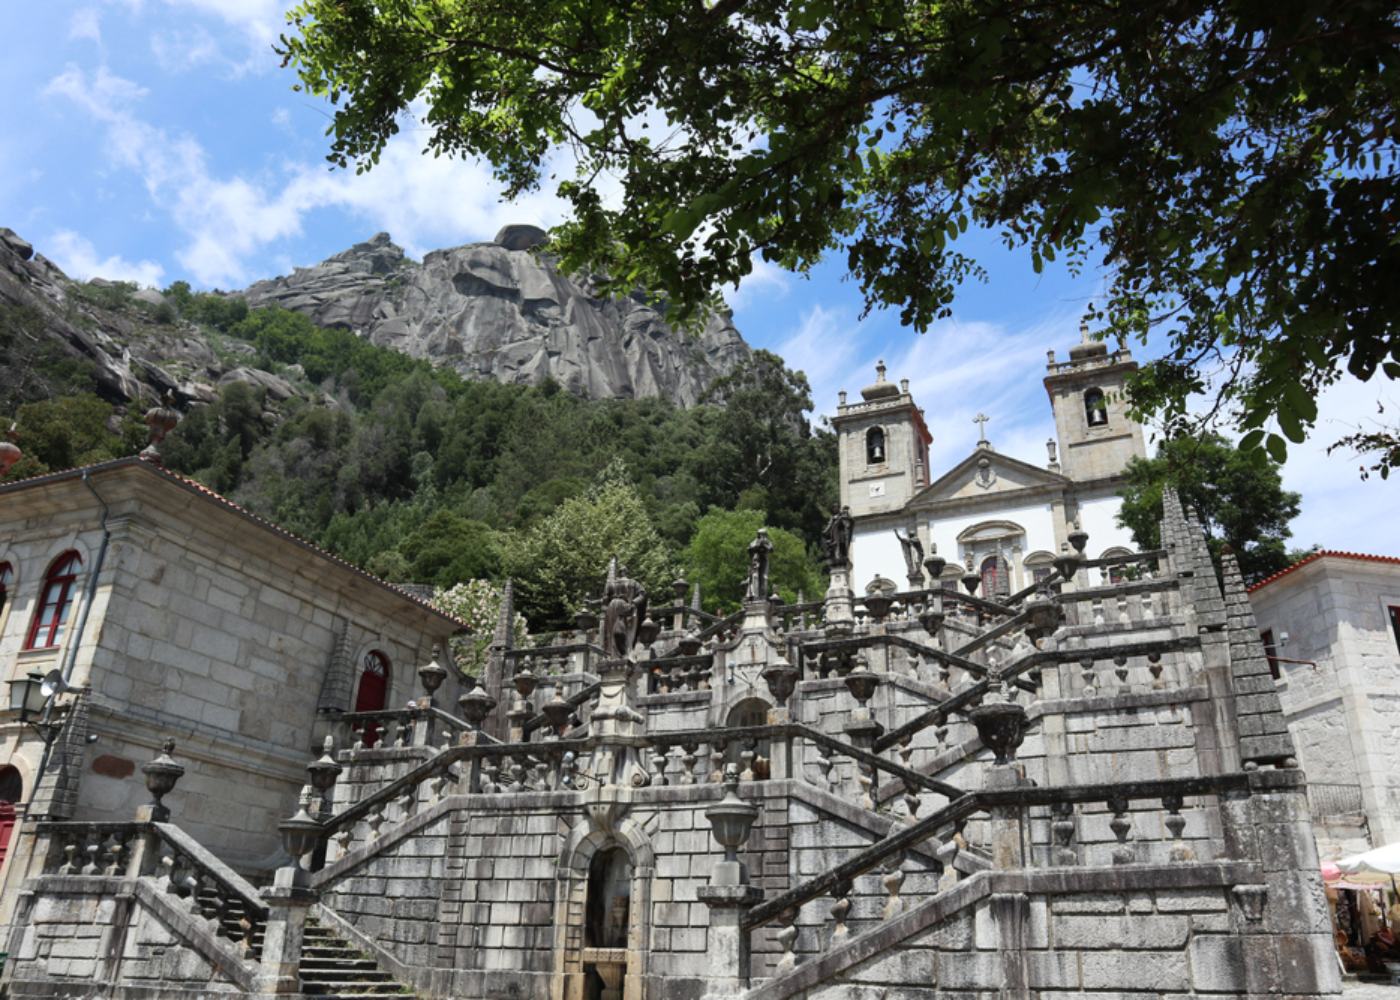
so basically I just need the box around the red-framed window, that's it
[354,650,390,747]
[980,555,1006,597]
[25,551,83,650]
[0,561,12,618]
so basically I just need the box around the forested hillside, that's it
[3,285,835,628]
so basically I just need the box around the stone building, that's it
[0,456,463,942]
[1248,550,1400,857]
[834,328,1145,595]
[1,484,1341,999]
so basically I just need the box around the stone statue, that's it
[822,504,854,568]
[894,525,924,582]
[745,529,774,601]
[602,559,648,658]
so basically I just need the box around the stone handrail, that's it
[38,820,268,954]
[872,631,1201,754]
[647,723,964,801]
[314,737,593,845]
[740,770,1254,936]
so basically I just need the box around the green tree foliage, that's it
[281,0,1400,469]
[397,511,501,588]
[3,396,143,480]
[683,508,826,613]
[0,304,99,411]
[2,287,833,626]
[503,463,675,627]
[1117,434,1303,584]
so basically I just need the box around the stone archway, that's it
[551,817,655,1000]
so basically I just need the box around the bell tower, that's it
[833,362,932,518]
[1043,324,1147,483]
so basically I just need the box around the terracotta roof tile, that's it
[1247,549,1400,593]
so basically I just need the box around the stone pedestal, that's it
[824,565,855,634]
[985,763,1031,869]
[255,868,315,995]
[697,884,764,998]
[125,803,169,878]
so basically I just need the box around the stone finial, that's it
[0,422,21,476]
[900,378,909,395]
[838,389,847,406]
[140,394,180,465]
[1079,318,1091,343]
[875,360,887,382]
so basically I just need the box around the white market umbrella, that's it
[1336,843,1400,886]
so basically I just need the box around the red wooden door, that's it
[355,651,389,747]
[0,802,14,870]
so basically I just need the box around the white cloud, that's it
[724,256,791,310]
[47,229,165,286]
[1276,379,1400,552]
[150,25,224,73]
[44,64,570,287]
[70,8,103,44]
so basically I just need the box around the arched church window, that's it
[866,427,886,464]
[1084,388,1109,427]
[354,650,390,747]
[585,846,632,949]
[25,551,82,650]
[980,556,1008,597]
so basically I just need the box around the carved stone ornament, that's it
[968,701,1028,765]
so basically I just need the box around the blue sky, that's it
[3,3,1394,553]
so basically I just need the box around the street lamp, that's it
[7,669,75,744]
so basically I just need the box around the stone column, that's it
[1216,768,1341,997]
[697,885,764,998]
[824,564,855,635]
[985,764,1031,869]
[256,868,315,994]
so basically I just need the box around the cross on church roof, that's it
[973,412,990,444]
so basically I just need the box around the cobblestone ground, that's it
[1346,981,1400,999]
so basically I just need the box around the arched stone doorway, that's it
[552,819,654,1000]
[725,698,772,779]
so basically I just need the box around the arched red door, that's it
[354,650,390,747]
[0,765,22,871]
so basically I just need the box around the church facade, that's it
[833,330,1146,597]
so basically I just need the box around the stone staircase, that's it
[298,915,414,998]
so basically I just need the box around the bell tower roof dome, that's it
[860,360,901,401]
[1068,320,1109,362]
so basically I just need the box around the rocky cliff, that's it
[242,226,750,405]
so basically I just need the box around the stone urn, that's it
[1067,525,1090,554]
[843,657,881,708]
[542,692,574,736]
[142,739,185,809]
[762,662,799,705]
[0,424,20,476]
[1023,596,1063,642]
[705,765,759,884]
[1052,546,1080,582]
[961,569,982,595]
[418,646,448,697]
[863,594,894,623]
[923,553,947,586]
[458,687,496,730]
[968,701,1028,765]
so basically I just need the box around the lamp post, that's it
[8,669,75,745]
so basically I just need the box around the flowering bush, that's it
[433,579,530,677]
